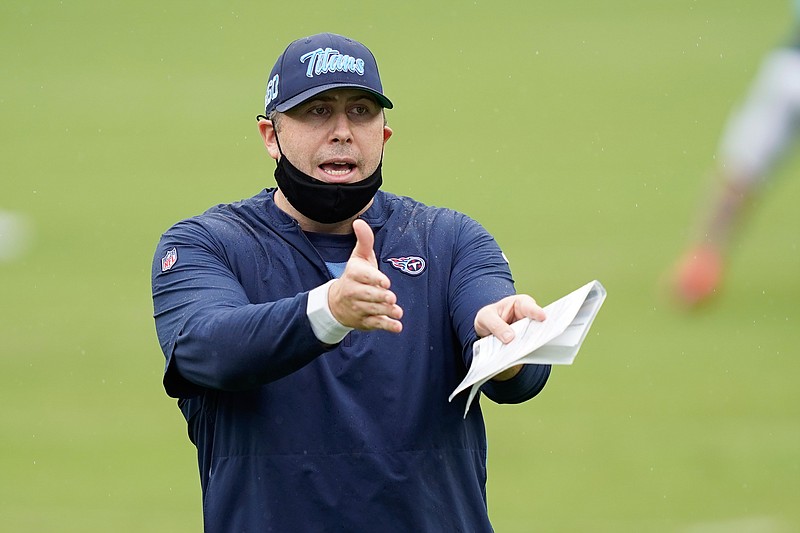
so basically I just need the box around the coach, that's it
[151,32,552,532]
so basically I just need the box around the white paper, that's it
[449,280,607,417]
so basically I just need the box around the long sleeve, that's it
[447,214,551,405]
[479,363,551,404]
[151,218,329,397]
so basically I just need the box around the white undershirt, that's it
[306,279,353,345]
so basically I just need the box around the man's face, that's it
[273,88,393,183]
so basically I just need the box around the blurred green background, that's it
[2,1,798,531]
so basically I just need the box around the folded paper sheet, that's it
[449,280,607,417]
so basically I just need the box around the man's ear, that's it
[258,118,280,160]
[383,125,393,144]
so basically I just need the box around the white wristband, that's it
[307,280,353,345]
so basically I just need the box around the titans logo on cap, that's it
[300,47,365,78]
[263,32,393,115]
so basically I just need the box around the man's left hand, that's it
[474,294,547,381]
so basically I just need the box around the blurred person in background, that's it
[0,210,33,263]
[670,2,800,307]
[151,33,552,531]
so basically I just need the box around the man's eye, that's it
[310,106,328,116]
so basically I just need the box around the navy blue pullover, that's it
[151,189,550,532]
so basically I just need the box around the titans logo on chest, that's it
[385,256,426,276]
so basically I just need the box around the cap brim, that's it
[275,83,393,112]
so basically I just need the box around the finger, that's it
[343,260,392,291]
[481,312,516,344]
[351,219,377,266]
[474,299,514,341]
[338,289,402,319]
[474,295,547,344]
[329,277,402,326]
[354,301,403,321]
[513,295,547,322]
[348,285,397,306]
[361,313,403,334]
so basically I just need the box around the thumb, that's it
[351,219,377,266]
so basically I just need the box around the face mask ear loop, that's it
[256,114,285,161]
[272,124,285,162]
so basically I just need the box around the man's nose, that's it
[330,112,353,144]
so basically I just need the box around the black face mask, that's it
[273,136,383,224]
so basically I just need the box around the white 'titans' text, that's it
[300,47,365,78]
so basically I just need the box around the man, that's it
[669,2,800,307]
[152,33,551,531]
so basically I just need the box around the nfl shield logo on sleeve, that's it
[161,247,178,272]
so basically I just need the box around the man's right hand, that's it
[327,219,403,333]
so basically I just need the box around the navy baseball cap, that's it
[263,33,393,115]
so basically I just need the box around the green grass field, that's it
[2,1,798,531]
